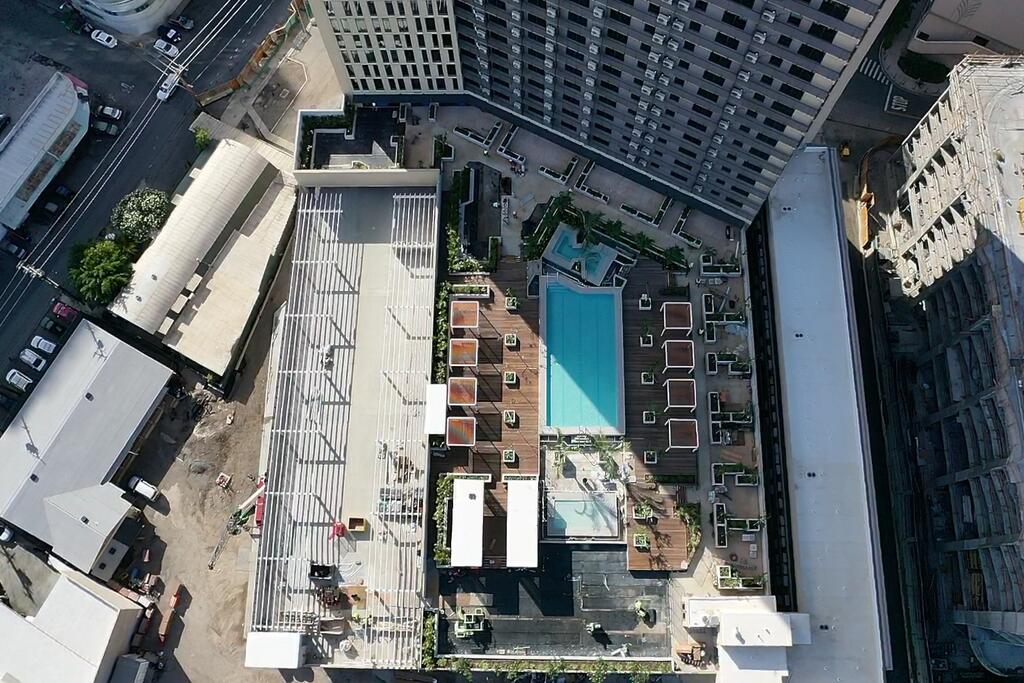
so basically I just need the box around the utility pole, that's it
[16,261,82,306]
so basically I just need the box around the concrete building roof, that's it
[0,321,172,573]
[0,571,141,683]
[766,147,887,682]
[0,72,89,231]
[109,139,294,377]
[451,478,484,568]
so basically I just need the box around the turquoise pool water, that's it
[544,280,621,430]
[547,493,620,537]
[553,233,604,279]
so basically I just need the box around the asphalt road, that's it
[0,0,292,404]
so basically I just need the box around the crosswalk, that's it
[858,58,891,84]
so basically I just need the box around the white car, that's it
[156,72,179,101]
[153,39,180,59]
[19,348,46,372]
[90,30,117,48]
[5,369,32,392]
[30,336,57,355]
[127,476,160,502]
[0,525,12,543]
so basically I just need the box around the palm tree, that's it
[603,218,625,240]
[663,246,685,268]
[577,209,603,246]
[633,231,655,255]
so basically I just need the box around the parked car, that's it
[93,104,124,121]
[169,14,194,30]
[52,301,79,322]
[40,318,66,336]
[1,241,26,259]
[90,29,117,48]
[42,201,61,215]
[5,370,32,393]
[127,476,160,502]
[91,120,119,136]
[156,72,179,101]
[52,184,75,199]
[153,38,180,59]
[19,349,46,372]
[0,525,13,543]
[157,25,182,43]
[30,336,57,355]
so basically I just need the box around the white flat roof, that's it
[506,478,539,568]
[0,321,172,572]
[767,147,886,682]
[451,478,484,567]
[244,632,304,669]
[0,571,140,683]
[424,384,447,435]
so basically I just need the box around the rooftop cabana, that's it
[667,418,700,451]
[448,338,479,367]
[661,301,693,334]
[505,477,539,568]
[450,300,480,329]
[665,378,697,411]
[664,339,695,371]
[447,376,478,406]
[451,478,484,567]
[446,416,477,447]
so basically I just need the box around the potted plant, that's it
[505,287,519,311]
[641,363,657,385]
[642,406,658,425]
[633,502,654,521]
[643,450,658,464]
[502,449,517,464]
[639,290,652,311]
[504,332,518,348]
[503,370,518,386]
[633,532,651,550]
[639,320,653,348]
[503,409,517,427]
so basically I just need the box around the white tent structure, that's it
[505,477,538,568]
[450,478,484,567]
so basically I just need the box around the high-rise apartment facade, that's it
[311,0,897,223]
[878,55,1024,675]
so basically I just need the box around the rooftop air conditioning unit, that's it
[585,76,596,86]
[584,91,594,100]
[745,51,759,64]
[581,118,590,126]
[641,147,650,155]
[657,13,669,25]
[653,33,665,45]
[698,172,707,182]
[544,114,552,123]
[679,0,690,10]
[650,52,662,64]
[587,59,598,70]
[475,27,486,38]
[545,41,555,52]
[635,114,647,124]
[544,88,553,97]
[546,6,556,18]
[647,120,658,130]
[639,100,650,110]
[632,128,643,137]
[712,134,724,144]
[651,106,662,116]
[642,84,654,95]
[591,26,601,37]
[514,100,522,109]
[545,74,554,83]
[753,31,767,44]
[513,59,522,69]
[481,73,490,81]
[668,39,679,51]
[589,44,600,54]
[593,5,604,18]
[510,10,520,21]
[646,68,658,79]
[513,74,521,83]
[662,58,675,69]
[473,10,485,21]
[673,20,686,32]
[694,183,704,192]
[630,140,640,150]
[724,104,737,114]
[730,87,744,99]
[627,153,637,162]
[737,70,750,82]
[659,75,671,85]
[644,133,655,143]
[655,90,666,101]
[639,158,649,167]
[513,87,521,96]
[718,119,731,130]
[761,9,776,22]
[510,26,520,37]
[582,105,592,115]
[546,25,556,36]
[702,160,714,170]
[544,100,553,109]
[580,131,589,140]
[545,58,554,69]
[511,44,521,54]
[707,147,719,157]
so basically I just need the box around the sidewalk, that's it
[877,0,947,97]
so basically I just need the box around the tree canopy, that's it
[68,239,133,305]
[110,188,171,245]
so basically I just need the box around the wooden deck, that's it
[624,483,692,571]
[439,260,540,567]
[622,259,698,482]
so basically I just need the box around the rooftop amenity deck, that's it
[437,260,541,567]
[622,259,698,482]
[625,484,693,572]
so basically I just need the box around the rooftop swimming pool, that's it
[541,278,624,433]
[543,225,618,285]
[546,491,620,538]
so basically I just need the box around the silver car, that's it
[19,348,46,371]
[5,369,32,392]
